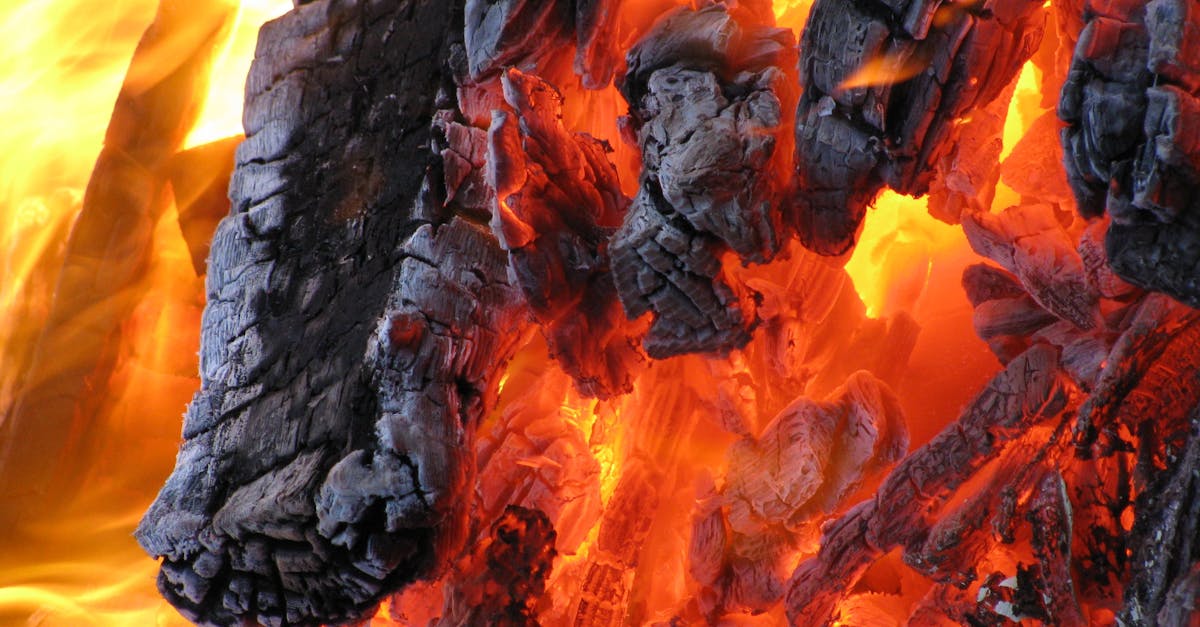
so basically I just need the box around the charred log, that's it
[1059,0,1200,307]
[793,0,1047,255]
[136,1,529,624]
[611,5,797,358]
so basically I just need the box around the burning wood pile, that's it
[4,0,1200,625]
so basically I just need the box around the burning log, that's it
[136,1,530,624]
[783,344,1073,623]
[792,0,1047,255]
[1059,0,1200,307]
[107,0,1200,624]
[487,67,644,398]
[610,5,797,358]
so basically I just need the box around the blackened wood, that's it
[792,0,1046,255]
[1059,0,1200,307]
[136,1,528,625]
[611,5,797,358]
[0,0,234,522]
[783,344,1072,624]
[1123,409,1200,625]
[438,505,557,627]
[487,68,644,398]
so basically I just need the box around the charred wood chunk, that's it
[1028,471,1087,626]
[705,372,907,614]
[1123,409,1200,625]
[439,505,557,627]
[611,5,796,358]
[463,0,573,79]
[1076,295,1200,452]
[610,193,760,359]
[793,0,1046,255]
[962,203,1101,330]
[784,344,1072,623]
[487,68,644,398]
[1060,0,1200,307]
[137,2,527,624]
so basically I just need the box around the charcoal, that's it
[438,506,557,627]
[611,5,797,358]
[463,0,572,79]
[700,372,907,614]
[487,68,643,398]
[1122,409,1200,625]
[784,345,1072,623]
[1059,0,1200,307]
[793,0,1048,255]
[136,2,530,624]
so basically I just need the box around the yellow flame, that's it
[185,0,292,148]
[845,192,962,318]
[838,52,928,92]
[0,0,288,623]
[1000,61,1044,163]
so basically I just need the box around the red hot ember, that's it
[4,0,1200,625]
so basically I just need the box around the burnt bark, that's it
[1059,0,1200,307]
[611,5,797,358]
[792,0,1047,255]
[136,1,528,625]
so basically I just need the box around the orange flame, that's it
[0,0,288,623]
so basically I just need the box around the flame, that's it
[845,192,962,319]
[2,0,1069,624]
[184,0,291,149]
[0,0,288,623]
[838,52,930,92]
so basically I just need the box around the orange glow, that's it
[845,192,963,318]
[2,1,1072,625]
[0,0,288,623]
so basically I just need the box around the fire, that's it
[0,0,287,622]
[0,0,1155,624]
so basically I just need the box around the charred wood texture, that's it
[438,505,557,627]
[1059,0,1200,307]
[784,344,1073,623]
[793,0,1046,254]
[693,371,907,615]
[611,5,797,358]
[136,1,528,625]
[487,68,644,398]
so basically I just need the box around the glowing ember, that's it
[5,0,1200,625]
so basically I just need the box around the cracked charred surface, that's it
[611,5,797,358]
[1059,0,1200,308]
[692,371,908,615]
[136,1,527,625]
[487,68,645,399]
[793,0,1047,255]
[784,344,1074,624]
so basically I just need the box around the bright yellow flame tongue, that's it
[0,0,288,623]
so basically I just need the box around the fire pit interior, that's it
[3,0,1200,625]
